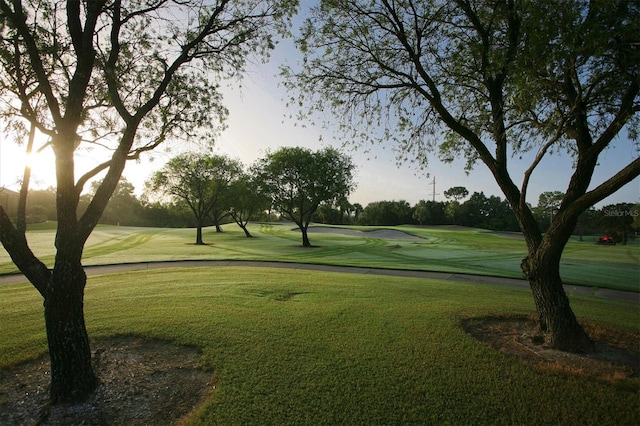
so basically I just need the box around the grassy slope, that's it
[0,267,637,424]
[1,222,637,291]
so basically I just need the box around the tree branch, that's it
[521,116,566,205]
[0,0,62,123]
[593,80,639,153]
[0,205,50,296]
[572,157,640,213]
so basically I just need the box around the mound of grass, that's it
[0,267,637,424]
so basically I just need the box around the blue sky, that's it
[1,6,638,209]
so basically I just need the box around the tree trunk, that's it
[529,272,593,352]
[508,199,595,353]
[195,225,204,245]
[300,224,311,248]
[522,252,593,353]
[44,261,96,404]
[301,230,311,247]
[302,229,311,248]
[240,224,253,238]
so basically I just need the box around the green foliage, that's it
[443,186,469,201]
[0,267,637,424]
[513,1,640,141]
[146,153,242,242]
[254,146,356,245]
[458,192,520,231]
[228,172,271,236]
[359,200,413,226]
[532,191,565,231]
[89,178,146,226]
[291,0,639,161]
[413,200,448,225]
[22,188,57,222]
[1,0,298,180]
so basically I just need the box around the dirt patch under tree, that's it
[462,315,639,382]
[0,336,214,425]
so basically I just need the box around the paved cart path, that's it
[0,260,637,303]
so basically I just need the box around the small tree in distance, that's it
[228,171,271,237]
[90,178,143,226]
[535,191,565,230]
[444,186,469,202]
[255,146,356,247]
[444,186,469,225]
[146,153,242,245]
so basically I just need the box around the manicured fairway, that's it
[1,222,638,291]
[0,267,637,424]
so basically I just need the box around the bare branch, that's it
[520,116,567,206]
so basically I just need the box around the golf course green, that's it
[1,222,638,291]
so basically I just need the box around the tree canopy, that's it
[146,153,242,244]
[444,186,469,202]
[255,146,356,247]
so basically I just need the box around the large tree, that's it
[0,0,295,403]
[146,153,243,244]
[255,146,355,247]
[283,0,640,351]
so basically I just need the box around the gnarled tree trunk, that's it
[45,258,96,403]
[522,253,593,352]
[44,171,98,403]
[519,209,594,353]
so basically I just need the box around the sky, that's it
[0,8,638,209]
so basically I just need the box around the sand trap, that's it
[306,227,422,240]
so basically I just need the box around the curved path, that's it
[0,260,637,303]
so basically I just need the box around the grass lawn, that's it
[0,267,637,424]
[1,222,638,291]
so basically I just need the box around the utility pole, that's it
[430,176,439,201]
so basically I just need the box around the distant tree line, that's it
[17,171,638,243]
[350,192,639,244]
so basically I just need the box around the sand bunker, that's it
[306,227,422,240]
